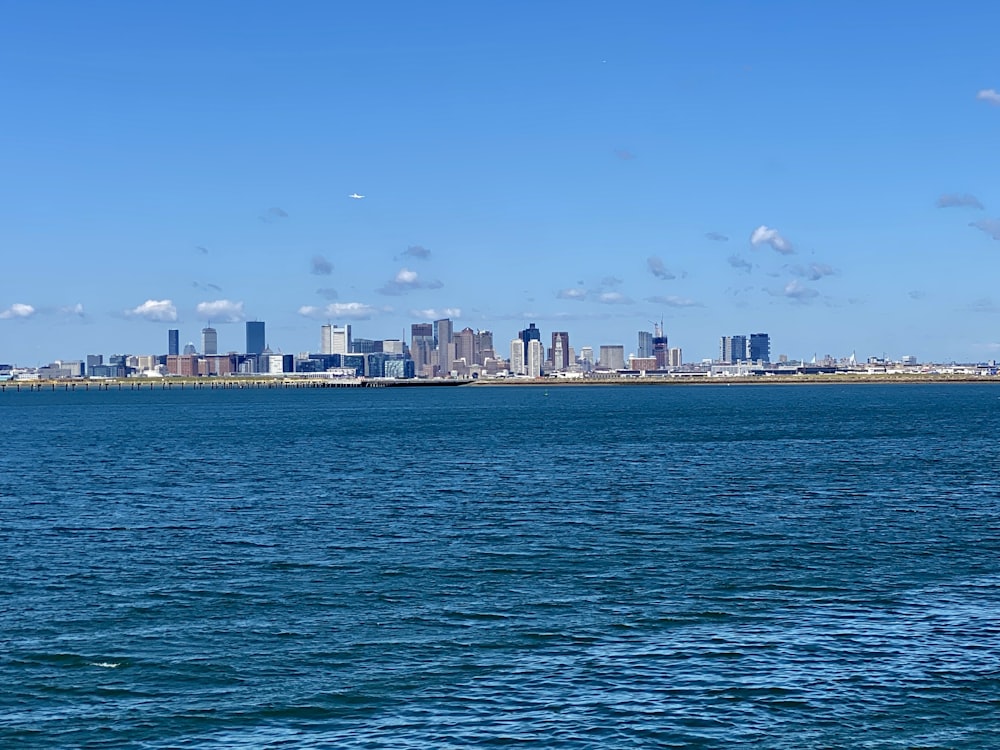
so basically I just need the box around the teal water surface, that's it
[2,384,1000,748]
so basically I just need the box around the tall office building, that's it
[509,338,525,375]
[519,323,541,361]
[331,325,352,355]
[168,329,180,356]
[411,323,434,374]
[434,318,454,374]
[478,330,495,361]
[454,327,476,366]
[551,331,570,370]
[653,323,669,369]
[668,348,683,367]
[246,321,265,355]
[526,339,543,377]
[598,345,626,371]
[579,346,594,371]
[320,324,332,354]
[748,333,770,363]
[720,335,748,364]
[638,331,653,359]
[202,327,218,356]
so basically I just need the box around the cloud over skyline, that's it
[970,219,1000,240]
[259,207,289,223]
[645,295,702,307]
[378,268,444,295]
[937,193,984,209]
[728,255,753,273]
[311,255,333,275]
[0,303,36,320]
[402,245,432,260]
[976,88,1000,105]
[789,262,835,281]
[750,225,794,254]
[646,256,676,280]
[557,288,588,301]
[299,302,385,320]
[775,280,819,301]
[410,307,462,320]
[125,299,177,322]
[195,299,245,323]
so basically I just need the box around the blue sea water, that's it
[2,383,1000,748]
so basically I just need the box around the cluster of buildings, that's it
[0,317,721,381]
[25,317,979,382]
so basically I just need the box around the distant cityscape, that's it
[0,317,987,383]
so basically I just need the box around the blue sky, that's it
[3,1,1000,364]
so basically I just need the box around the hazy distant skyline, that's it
[3,1,1000,364]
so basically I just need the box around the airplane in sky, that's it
[349,193,365,199]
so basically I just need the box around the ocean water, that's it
[2,383,1000,748]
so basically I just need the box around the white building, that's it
[527,339,543,378]
[320,324,332,354]
[330,325,352,355]
[510,338,525,375]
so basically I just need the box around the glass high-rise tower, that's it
[246,321,265,355]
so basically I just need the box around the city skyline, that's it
[4,3,1000,364]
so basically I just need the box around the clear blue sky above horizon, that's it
[3,1,1000,365]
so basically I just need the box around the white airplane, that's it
[349,193,365,199]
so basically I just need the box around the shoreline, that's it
[2,372,1000,392]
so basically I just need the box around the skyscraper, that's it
[454,327,476,366]
[526,339,543,377]
[434,318,453,374]
[638,330,653,359]
[551,331,570,370]
[411,323,434,374]
[168,329,179,356]
[519,323,541,360]
[599,345,625,371]
[320,324,332,354]
[331,325,352,355]
[246,321,265,355]
[509,338,525,375]
[202,327,218,355]
[748,333,770,363]
[720,335,748,364]
[653,322,668,369]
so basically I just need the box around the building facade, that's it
[246,321,265,355]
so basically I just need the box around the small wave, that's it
[90,662,122,669]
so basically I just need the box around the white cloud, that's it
[60,303,85,317]
[298,302,386,320]
[976,88,1000,105]
[126,299,177,322]
[597,291,633,305]
[196,299,245,323]
[645,295,702,307]
[409,307,462,320]
[779,279,818,301]
[750,225,794,254]
[0,303,36,320]
[557,288,588,301]
[789,262,835,281]
[378,267,443,295]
